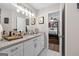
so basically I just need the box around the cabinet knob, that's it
[10,47,18,52]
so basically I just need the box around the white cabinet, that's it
[24,44,34,56]
[0,48,10,56]
[10,43,23,56]
[34,38,41,55]
[24,39,34,56]
[0,34,45,56]
[24,35,44,56]
[34,35,44,56]
[0,43,23,56]
[40,35,44,50]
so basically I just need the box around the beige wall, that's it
[37,4,60,49]
[0,3,37,33]
[65,3,79,56]
[1,8,17,32]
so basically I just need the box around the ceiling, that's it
[0,3,59,11]
[0,3,16,11]
[0,3,60,15]
[28,3,57,10]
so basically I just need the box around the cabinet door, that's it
[11,46,23,56]
[10,43,23,56]
[24,39,34,56]
[0,43,23,56]
[24,44,34,56]
[0,49,10,56]
[34,38,41,56]
[40,35,44,50]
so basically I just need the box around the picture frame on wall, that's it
[31,18,36,25]
[26,18,29,25]
[39,16,44,24]
[4,17,9,24]
[77,3,79,9]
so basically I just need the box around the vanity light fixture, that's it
[12,3,24,12]
[12,3,35,17]
[25,9,29,16]
[17,5,24,11]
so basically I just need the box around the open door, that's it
[48,3,65,56]
[59,4,65,56]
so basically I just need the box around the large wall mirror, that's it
[0,8,30,33]
[17,16,26,32]
[0,3,35,34]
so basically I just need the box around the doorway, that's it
[48,11,60,52]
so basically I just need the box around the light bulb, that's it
[17,9,20,13]
[28,11,31,16]
[25,9,28,13]
[22,11,25,14]
[25,13,28,16]
[31,13,35,16]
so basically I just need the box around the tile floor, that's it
[40,49,60,56]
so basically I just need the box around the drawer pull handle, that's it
[34,43,37,48]
[11,47,18,52]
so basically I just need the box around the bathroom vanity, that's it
[0,33,45,56]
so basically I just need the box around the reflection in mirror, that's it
[17,16,26,32]
[0,3,36,38]
[26,17,29,25]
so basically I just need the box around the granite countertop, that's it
[0,33,43,50]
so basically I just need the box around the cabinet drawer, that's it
[23,39,35,56]
[34,38,41,55]
[0,43,23,56]
[24,39,34,47]
[9,43,23,53]
[34,35,44,55]
[0,49,9,56]
[24,44,34,56]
